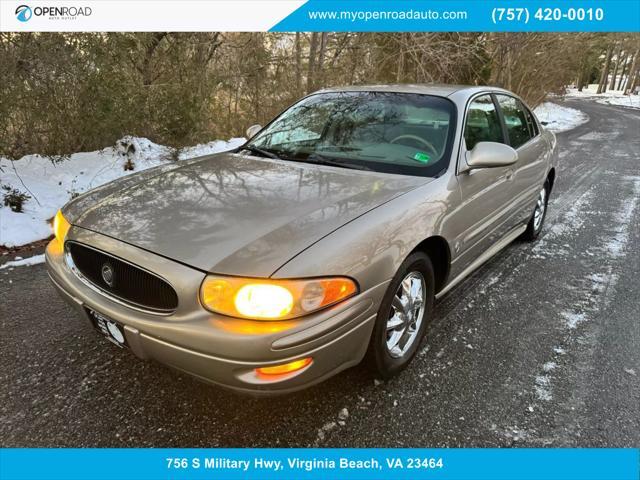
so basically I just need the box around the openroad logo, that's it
[14,4,92,22]
[15,5,32,22]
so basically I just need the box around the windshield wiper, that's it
[244,146,371,171]
[305,154,373,172]
[243,145,281,160]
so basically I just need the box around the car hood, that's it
[68,153,429,276]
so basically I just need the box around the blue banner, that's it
[270,0,640,32]
[1,448,638,480]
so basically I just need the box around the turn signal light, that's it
[53,209,71,246]
[256,358,312,376]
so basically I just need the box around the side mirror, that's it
[465,142,518,170]
[246,124,262,139]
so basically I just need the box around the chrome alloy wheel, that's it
[386,271,426,359]
[533,187,547,231]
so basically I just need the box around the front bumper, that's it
[46,228,387,395]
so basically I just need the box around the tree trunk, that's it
[609,45,622,90]
[139,32,168,86]
[628,67,639,95]
[597,44,614,94]
[294,33,302,96]
[307,32,319,93]
[396,49,405,82]
[316,33,329,88]
[624,49,639,94]
[616,51,630,90]
[577,55,588,91]
[505,44,513,91]
[328,33,350,69]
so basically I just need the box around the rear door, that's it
[494,94,548,226]
[451,93,515,276]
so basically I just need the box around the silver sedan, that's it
[46,85,556,395]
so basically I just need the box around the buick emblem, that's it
[101,263,114,287]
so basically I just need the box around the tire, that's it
[522,180,550,241]
[365,252,435,378]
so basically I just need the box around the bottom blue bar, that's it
[0,448,638,480]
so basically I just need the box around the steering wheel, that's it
[390,135,438,157]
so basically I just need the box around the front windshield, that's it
[246,91,456,177]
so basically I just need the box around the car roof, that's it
[316,84,510,98]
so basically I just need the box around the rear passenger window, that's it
[464,95,504,150]
[496,95,535,149]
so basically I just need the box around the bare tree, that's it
[624,48,639,94]
[294,32,302,96]
[2,32,636,161]
[307,32,319,93]
[609,44,622,90]
[616,50,631,90]
[597,43,614,94]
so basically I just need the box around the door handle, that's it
[505,170,515,181]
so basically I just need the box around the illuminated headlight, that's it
[200,275,358,320]
[53,209,71,246]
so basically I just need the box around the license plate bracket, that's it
[87,308,128,348]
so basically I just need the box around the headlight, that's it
[53,209,71,246]
[200,275,358,320]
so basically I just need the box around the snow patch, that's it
[534,375,553,402]
[321,421,337,432]
[534,102,589,133]
[0,253,45,269]
[0,209,53,247]
[565,85,640,110]
[587,273,606,285]
[603,177,640,258]
[532,186,595,254]
[577,132,614,141]
[561,311,586,330]
[312,407,349,447]
[499,426,530,443]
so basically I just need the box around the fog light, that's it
[256,357,312,376]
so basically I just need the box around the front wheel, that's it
[522,180,550,241]
[366,252,435,378]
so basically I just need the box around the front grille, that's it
[66,242,178,313]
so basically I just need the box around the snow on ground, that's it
[534,102,589,133]
[0,254,45,269]
[565,84,640,109]
[0,136,244,248]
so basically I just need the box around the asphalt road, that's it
[1,100,638,448]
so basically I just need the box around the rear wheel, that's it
[366,252,435,378]
[522,180,550,241]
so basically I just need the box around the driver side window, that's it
[464,95,505,151]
